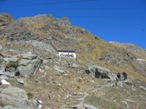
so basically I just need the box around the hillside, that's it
[0,13,146,109]
[109,41,146,76]
[109,41,146,59]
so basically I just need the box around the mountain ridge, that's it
[0,13,146,109]
[1,13,146,79]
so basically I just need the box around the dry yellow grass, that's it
[69,32,146,82]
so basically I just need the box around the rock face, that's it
[0,86,37,109]
[1,52,43,78]
[0,13,14,27]
[88,65,116,80]
[0,51,43,108]
[17,52,43,77]
[0,13,15,39]
[27,40,56,53]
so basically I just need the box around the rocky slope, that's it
[0,13,146,109]
[109,41,146,76]
[109,41,146,59]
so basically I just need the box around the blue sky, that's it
[0,0,146,48]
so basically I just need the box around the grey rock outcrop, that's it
[0,65,14,79]
[5,56,19,72]
[0,13,14,30]
[0,86,38,109]
[3,52,43,77]
[22,52,38,60]
[19,59,31,66]
[0,86,28,107]
[28,40,56,53]
[88,65,116,80]
[17,52,43,77]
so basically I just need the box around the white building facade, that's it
[58,50,76,59]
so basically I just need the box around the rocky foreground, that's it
[0,13,146,109]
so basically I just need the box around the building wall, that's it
[58,52,76,59]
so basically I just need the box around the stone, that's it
[0,70,4,75]
[56,17,71,27]
[83,104,99,109]
[72,64,79,68]
[30,58,41,64]
[0,75,8,80]
[1,105,17,109]
[45,66,50,70]
[5,56,19,72]
[17,78,25,85]
[4,72,15,78]
[17,57,42,77]
[122,101,129,108]
[53,65,65,73]
[0,86,38,109]
[8,56,19,63]
[3,53,43,77]
[88,65,116,80]
[0,86,28,104]
[17,64,35,77]
[3,57,9,62]
[140,86,146,90]
[19,59,31,66]
[43,60,48,64]
[125,99,136,103]
[22,52,37,60]
[0,66,5,72]
[69,104,85,109]
[29,40,56,53]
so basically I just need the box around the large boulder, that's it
[0,86,38,109]
[17,64,36,77]
[17,54,43,77]
[3,52,43,77]
[5,56,19,72]
[88,65,116,80]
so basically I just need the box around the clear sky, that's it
[0,0,146,48]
